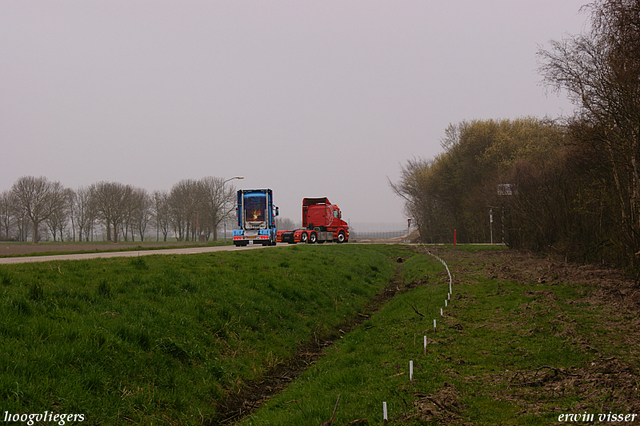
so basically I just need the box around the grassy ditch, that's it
[2,244,638,425]
[238,246,640,425]
[0,244,410,425]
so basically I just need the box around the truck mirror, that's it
[275,206,279,217]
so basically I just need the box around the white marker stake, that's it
[440,307,443,316]
[410,360,414,381]
[424,335,427,356]
[433,319,437,333]
[383,402,388,421]
[445,300,448,308]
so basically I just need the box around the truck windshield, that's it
[244,193,266,224]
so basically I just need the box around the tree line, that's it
[392,0,640,272]
[0,176,237,243]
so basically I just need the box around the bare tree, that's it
[45,184,73,242]
[538,0,640,266]
[11,176,63,243]
[152,190,171,241]
[199,176,236,241]
[0,190,13,241]
[13,208,30,242]
[115,184,134,242]
[90,181,132,242]
[119,186,139,242]
[169,179,202,241]
[130,187,152,242]
[389,157,455,243]
[71,186,95,242]
[90,182,115,242]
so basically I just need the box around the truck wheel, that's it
[300,232,308,243]
[309,232,317,244]
[337,231,346,243]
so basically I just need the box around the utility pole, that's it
[490,208,493,245]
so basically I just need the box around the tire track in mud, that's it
[215,256,428,425]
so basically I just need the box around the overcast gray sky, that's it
[1,1,589,230]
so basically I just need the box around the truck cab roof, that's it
[302,197,331,206]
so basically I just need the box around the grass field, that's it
[0,244,407,425]
[237,246,640,425]
[0,239,228,258]
[0,244,638,425]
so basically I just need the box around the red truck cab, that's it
[277,197,349,244]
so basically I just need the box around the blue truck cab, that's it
[232,189,279,246]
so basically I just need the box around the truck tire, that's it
[309,232,317,244]
[337,231,346,243]
[300,232,308,243]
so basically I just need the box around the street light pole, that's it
[223,176,244,244]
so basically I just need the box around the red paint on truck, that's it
[277,197,349,244]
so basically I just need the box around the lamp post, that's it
[223,176,244,244]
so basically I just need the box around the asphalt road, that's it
[0,244,273,265]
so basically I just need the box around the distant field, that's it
[0,239,225,257]
[0,244,637,425]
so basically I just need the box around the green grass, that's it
[238,245,639,425]
[1,244,636,425]
[0,244,406,425]
[238,249,449,426]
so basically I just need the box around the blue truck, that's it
[232,189,279,246]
